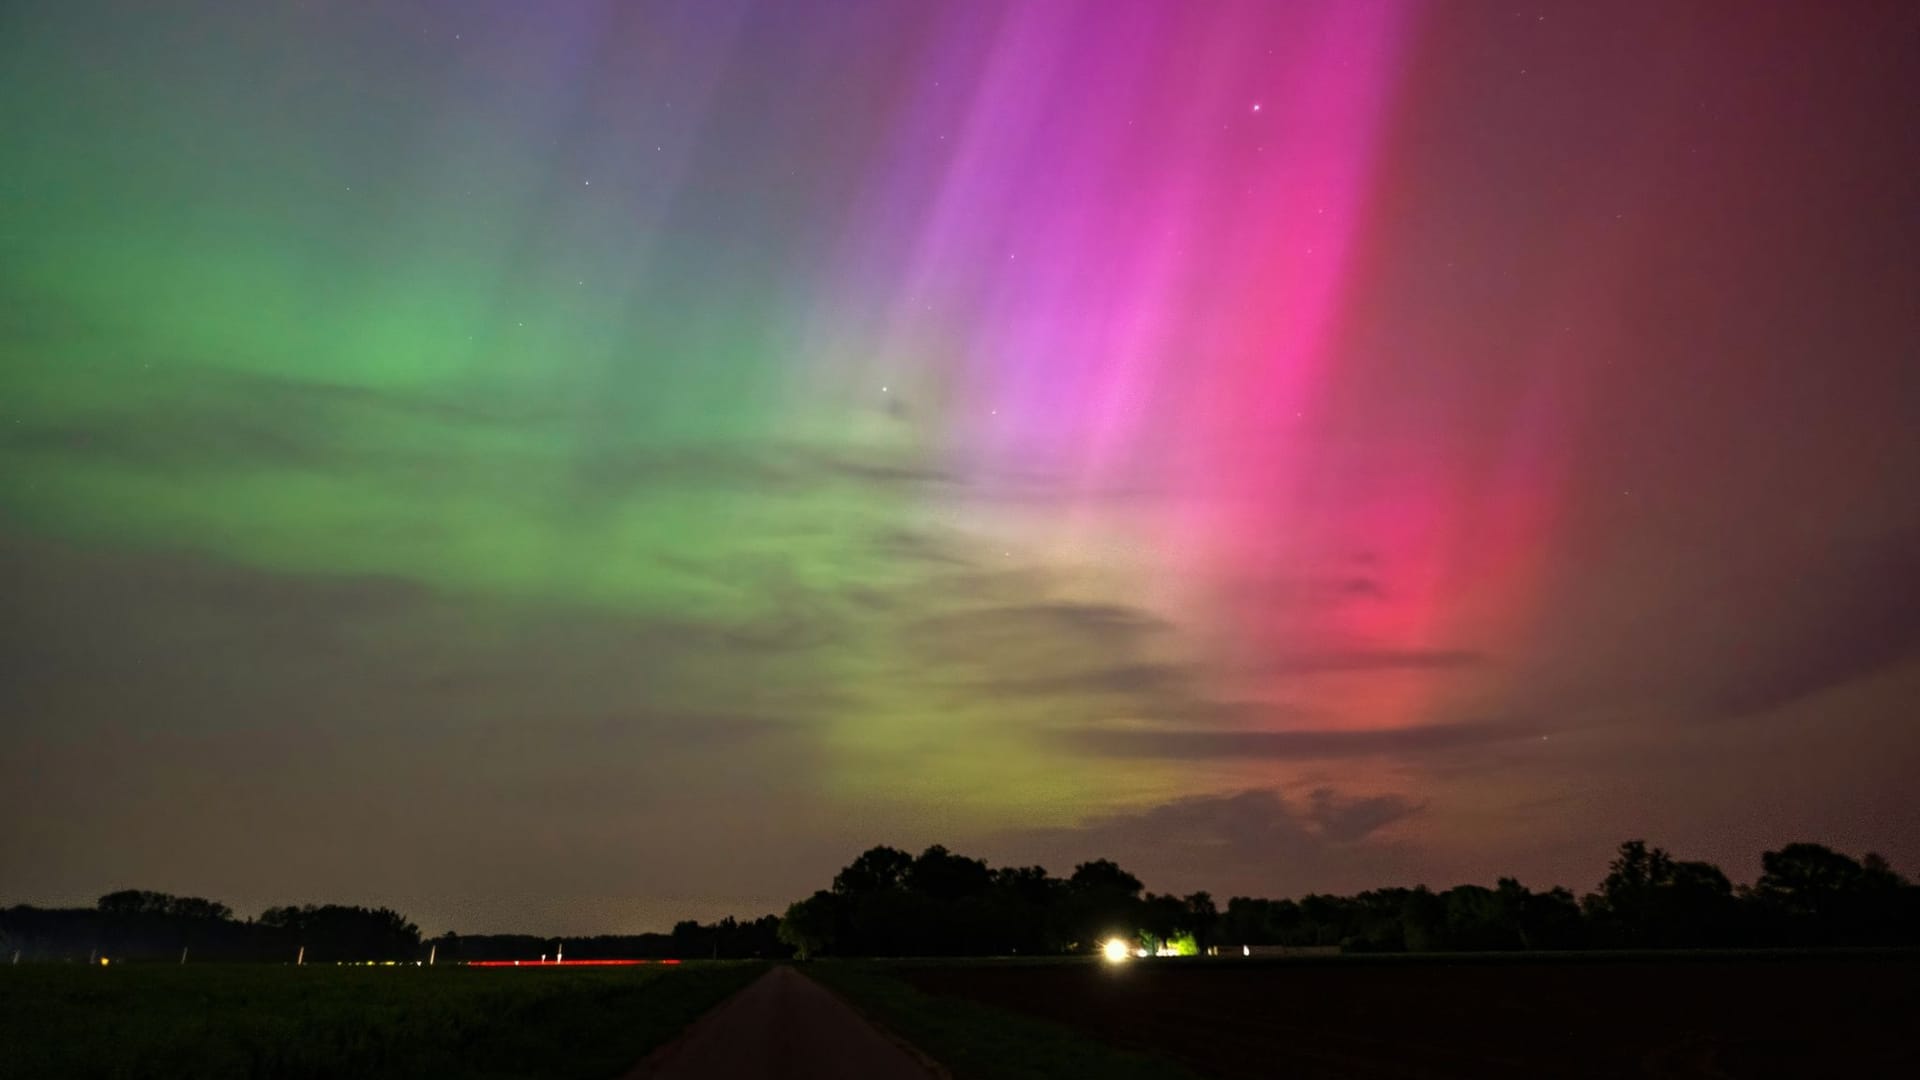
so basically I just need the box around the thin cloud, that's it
[992,788,1430,897]
[1058,722,1517,761]
[1261,649,1488,675]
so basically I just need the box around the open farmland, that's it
[0,961,763,1079]
[878,951,1920,1078]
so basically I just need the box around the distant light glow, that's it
[1101,938,1131,963]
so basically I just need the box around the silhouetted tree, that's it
[833,846,913,897]
[779,890,842,958]
[1582,841,1735,941]
[985,865,1063,954]
[1184,892,1219,953]
[1507,880,1585,949]
[166,896,234,922]
[1749,842,1916,944]
[1140,893,1186,952]
[257,904,419,961]
[1657,860,1739,946]
[1754,843,1863,922]
[907,846,992,902]
[97,890,175,917]
[1065,859,1145,951]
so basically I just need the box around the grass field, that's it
[807,960,1199,1080]
[0,961,764,1079]
[882,950,1920,1078]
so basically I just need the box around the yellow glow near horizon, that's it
[1101,938,1131,963]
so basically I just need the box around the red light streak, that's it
[463,958,684,967]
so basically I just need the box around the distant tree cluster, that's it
[432,915,788,963]
[777,845,1215,958]
[1222,879,1586,952]
[781,840,1920,957]
[1582,840,1917,949]
[0,891,787,965]
[256,904,420,960]
[0,892,422,964]
[96,890,234,922]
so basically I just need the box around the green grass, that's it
[0,961,765,1079]
[805,960,1198,1080]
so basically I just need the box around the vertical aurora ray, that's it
[2,0,1563,829]
[755,0,1523,815]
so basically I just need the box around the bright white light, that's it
[1101,938,1131,963]
[1242,945,1251,957]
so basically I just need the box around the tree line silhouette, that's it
[4,839,1911,962]
[1,892,422,963]
[774,839,1919,957]
[428,916,786,963]
[0,892,785,965]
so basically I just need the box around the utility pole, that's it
[297,945,305,966]
[428,943,436,966]
[180,946,189,965]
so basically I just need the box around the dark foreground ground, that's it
[881,951,1919,1079]
[0,961,764,1079]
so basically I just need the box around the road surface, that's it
[628,965,940,1079]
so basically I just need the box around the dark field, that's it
[885,951,1920,1078]
[0,961,764,1079]
[810,961,1200,1080]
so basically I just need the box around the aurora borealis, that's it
[4,1,1917,933]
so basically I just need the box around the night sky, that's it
[4,1,1917,935]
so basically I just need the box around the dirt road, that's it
[628,965,939,1079]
